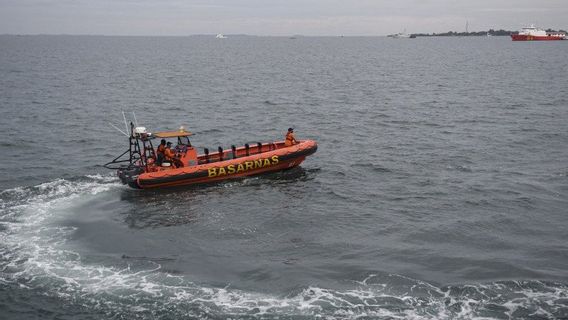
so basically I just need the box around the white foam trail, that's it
[0,176,123,286]
[1,177,567,319]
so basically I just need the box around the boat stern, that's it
[117,166,143,189]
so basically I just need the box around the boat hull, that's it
[511,34,565,41]
[132,140,317,189]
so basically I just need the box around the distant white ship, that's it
[388,29,415,39]
[390,32,410,38]
[215,33,227,39]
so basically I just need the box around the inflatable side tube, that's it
[137,142,317,188]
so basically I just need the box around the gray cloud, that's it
[1,0,567,35]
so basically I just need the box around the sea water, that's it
[1,35,567,319]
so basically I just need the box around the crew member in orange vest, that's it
[285,128,298,146]
[156,139,167,165]
[164,142,183,168]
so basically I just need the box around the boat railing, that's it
[198,142,279,165]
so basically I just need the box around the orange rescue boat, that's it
[105,123,317,189]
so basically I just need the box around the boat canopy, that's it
[154,130,193,138]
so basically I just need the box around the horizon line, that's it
[0,30,524,38]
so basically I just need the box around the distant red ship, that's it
[511,25,567,41]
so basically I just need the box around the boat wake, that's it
[1,177,567,319]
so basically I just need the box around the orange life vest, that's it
[157,144,166,155]
[164,147,176,160]
[285,132,296,146]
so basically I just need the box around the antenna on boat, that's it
[132,111,139,128]
[122,111,130,136]
[108,122,129,137]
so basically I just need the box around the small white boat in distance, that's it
[215,33,227,39]
[390,32,410,38]
[388,29,415,39]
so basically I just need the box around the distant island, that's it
[412,28,567,37]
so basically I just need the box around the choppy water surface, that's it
[1,35,567,319]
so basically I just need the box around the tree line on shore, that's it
[412,28,567,37]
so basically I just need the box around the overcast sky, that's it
[1,0,567,36]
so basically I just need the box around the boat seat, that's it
[182,147,198,166]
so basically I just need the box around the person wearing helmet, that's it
[285,128,298,147]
